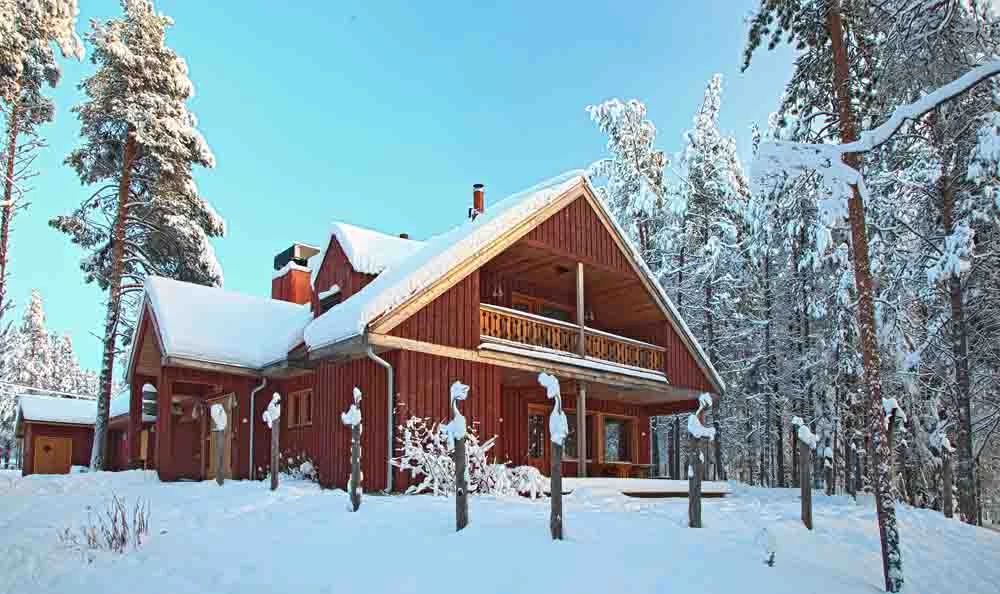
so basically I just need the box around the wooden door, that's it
[34,436,72,474]
[204,393,234,481]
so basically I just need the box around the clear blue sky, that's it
[14,0,793,373]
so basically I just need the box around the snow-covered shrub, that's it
[392,415,544,497]
[59,495,150,559]
[258,451,319,484]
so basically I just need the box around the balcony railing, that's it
[479,304,665,372]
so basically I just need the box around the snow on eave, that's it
[303,170,591,350]
[272,261,310,280]
[310,221,426,285]
[144,276,313,371]
[16,394,96,428]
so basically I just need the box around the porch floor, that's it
[550,477,729,498]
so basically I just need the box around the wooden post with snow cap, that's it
[341,387,363,512]
[688,393,715,528]
[210,403,227,486]
[263,393,281,491]
[444,381,470,531]
[539,372,566,540]
[792,416,817,530]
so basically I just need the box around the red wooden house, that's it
[122,171,724,489]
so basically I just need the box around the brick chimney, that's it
[469,183,485,219]
[272,243,320,305]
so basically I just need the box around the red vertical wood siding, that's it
[500,386,651,476]
[393,350,502,491]
[390,271,480,349]
[21,423,94,475]
[622,321,713,393]
[311,237,375,315]
[524,196,631,274]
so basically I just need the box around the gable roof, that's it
[16,393,96,427]
[302,171,586,350]
[142,276,313,370]
[311,222,426,283]
[301,170,725,393]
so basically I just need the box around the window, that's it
[527,413,545,458]
[319,292,342,314]
[287,389,313,428]
[538,304,572,323]
[603,417,632,462]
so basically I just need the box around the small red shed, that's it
[15,393,96,475]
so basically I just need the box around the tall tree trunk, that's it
[942,453,954,518]
[826,2,903,590]
[940,174,976,524]
[672,416,681,479]
[0,88,21,319]
[90,128,137,470]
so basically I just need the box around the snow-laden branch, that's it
[538,372,568,446]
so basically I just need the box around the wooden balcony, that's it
[479,304,665,372]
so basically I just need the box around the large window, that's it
[603,417,632,462]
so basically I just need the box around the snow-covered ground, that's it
[1,470,998,594]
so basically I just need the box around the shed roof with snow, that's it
[15,394,96,435]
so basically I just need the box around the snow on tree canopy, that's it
[442,381,469,448]
[141,276,313,369]
[341,387,362,427]
[537,372,568,446]
[262,393,281,429]
[311,222,425,283]
[210,403,227,431]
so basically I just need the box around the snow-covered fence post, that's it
[341,387,363,512]
[539,372,566,540]
[443,381,470,531]
[687,394,716,528]
[263,393,281,491]
[824,444,834,496]
[792,417,817,530]
[210,403,227,486]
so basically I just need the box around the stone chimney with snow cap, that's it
[469,183,485,220]
[272,243,320,305]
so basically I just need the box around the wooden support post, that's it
[800,439,813,530]
[577,381,587,478]
[672,416,681,479]
[214,429,225,486]
[688,438,704,528]
[943,453,953,518]
[349,422,361,511]
[270,418,280,491]
[576,261,585,357]
[551,441,563,540]
[455,433,468,531]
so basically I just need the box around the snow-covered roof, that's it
[144,276,314,369]
[17,394,96,426]
[304,171,588,350]
[303,169,726,393]
[311,221,425,282]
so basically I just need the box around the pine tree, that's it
[0,0,82,321]
[51,0,224,470]
[15,289,53,390]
